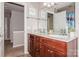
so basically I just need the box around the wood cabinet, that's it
[28,33,77,57]
[28,34,35,56]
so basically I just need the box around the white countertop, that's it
[28,33,77,42]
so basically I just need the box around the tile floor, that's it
[4,40,31,57]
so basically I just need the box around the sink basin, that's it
[48,35,68,39]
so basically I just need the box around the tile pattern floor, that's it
[4,40,31,57]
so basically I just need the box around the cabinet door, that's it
[34,36,40,57]
[35,48,40,57]
[30,35,35,56]
[35,36,40,48]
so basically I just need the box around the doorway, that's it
[4,2,24,57]
[47,13,53,34]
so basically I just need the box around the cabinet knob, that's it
[48,50,50,52]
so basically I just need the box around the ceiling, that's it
[4,2,74,12]
[4,2,24,12]
[28,2,74,9]
[26,2,74,13]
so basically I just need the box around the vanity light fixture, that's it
[43,2,54,7]
[47,4,51,7]
[43,2,47,6]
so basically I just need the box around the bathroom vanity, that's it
[28,33,77,57]
[27,3,77,57]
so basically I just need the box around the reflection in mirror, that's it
[53,11,68,35]
[47,13,53,34]
[47,2,75,36]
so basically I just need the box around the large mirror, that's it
[47,3,75,35]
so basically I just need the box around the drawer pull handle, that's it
[50,51,53,53]
[48,50,50,52]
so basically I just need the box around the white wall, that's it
[0,2,4,56]
[24,3,53,54]
[0,3,1,29]
[53,11,68,35]
[24,3,28,54]
[10,10,24,42]
[75,2,79,56]
[27,3,47,33]
[13,31,24,48]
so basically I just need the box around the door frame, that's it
[3,2,27,56]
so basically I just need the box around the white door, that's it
[0,2,4,57]
[53,11,68,35]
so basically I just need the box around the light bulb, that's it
[43,2,47,6]
[47,4,51,7]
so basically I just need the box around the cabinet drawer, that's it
[44,38,66,46]
[54,40,66,46]
[44,38,67,53]
[45,38,66,45]
[54,50,67,57]
[43,38,53,44]
[53,40,67,52]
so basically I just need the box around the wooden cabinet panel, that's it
[30,35,35,56]
[43,38,67,53]
[39,37,45,57]
[39,44,45,57]
[34,48,40,57]
[33,35,40,57]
